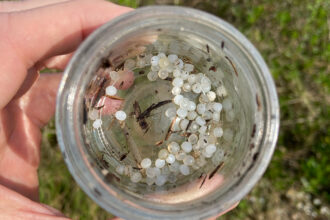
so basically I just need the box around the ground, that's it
[38,0,330,219]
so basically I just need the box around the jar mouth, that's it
[56,5,279,220]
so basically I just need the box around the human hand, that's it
[0,0,237,219]
[0,0,131,218]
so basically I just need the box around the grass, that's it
[38,0,330,219]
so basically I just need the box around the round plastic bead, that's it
[172,77,184,87]
[177,108,188,118]
[155,159,166,168]
[158,149,169,159]
[181,141,192,153]
[93,119,102,129]
[151,56,159,66]
[166,154,176,164]
[141,158,152,169]
[179,164,190,175]
[168,142,180,154]
[172,86,181,95]
[115,110,127,121]
[105,85,117,96]
[213,127,223,137]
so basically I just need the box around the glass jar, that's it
[56,6,279,220]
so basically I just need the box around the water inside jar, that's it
[82,35,238,194]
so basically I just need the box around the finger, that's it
[42,52,74,70]
[6,0,132,66]
[0,74,62,201]
[0,0,132,109]
[0,0,71,13]
[20,73,63,127]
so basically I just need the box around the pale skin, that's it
[0,0,236,219]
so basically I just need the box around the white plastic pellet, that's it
[146,177,155,186]
[105,85,117,96]
[158,69,169,79]
[158,149,169,159]
[177,108,188,118]
[175,151,186,161]
[165,107,177,119]
[182,83,192,92]
[155,159,166,168]
[168,54,178,63]
[173,94,183,105]
[205,144,217,155]
[172,86,181,95]
[131,172,142,183]
[159,57,170,69]
[196,116,206,126]
[141,158,152,169]
[192,83,202,94]
[184,63,194,72]
[124,59,136,69]
[187,111,197,120]
[181,141,192,153]
[151,56,159,66]
[189,122,199,133]
[207,91,216,102]
[146,167,156,178]
[196,103,206,115]
[179,164,190,176]
[212,149,225,165]
[155,175,167,186]
[173,69,181,78]
[166,154,176,164]
[88,109,99,120]
[213,127,223,137]
[180,119,189,130]
[202,111,213,120]
[115,110,126,121]
[199,94,210,103]
[168,142,180,154]
[174,59,184,69]
[212,102,222,112]
[180,98,190,110]
[172,77,184,87]
[188,134,198,144]
[147,71,158,81]
[180,71,189,80]
[216,86,227,97]
[207,135,217,144]
[183,155,195,166]
[212,112,220,122]
[187,74,197,84]
[93,119,102,129]
[187,101,196,111]
[199,125,207,134]
[116,165,125,175]
[157,52,166,58]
